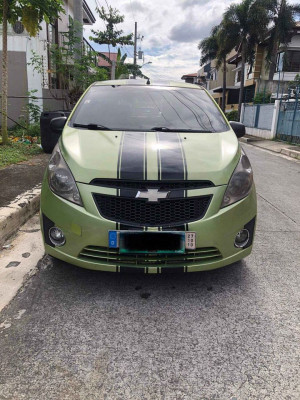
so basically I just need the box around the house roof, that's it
[213,86,240,93]
[98,52,118,67]
[181,73,198,79]
[83,0,96,25]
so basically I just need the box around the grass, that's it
[0,141,42,169]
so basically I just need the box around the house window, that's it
[236,70,241,83]
[247,63,253,78]
[286,51,300,72]
[277,51,300,72]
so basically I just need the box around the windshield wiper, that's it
[73,123,111,130]
[150,126,212,133]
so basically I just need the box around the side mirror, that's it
[50,117,67,134]
[229,121,246,138]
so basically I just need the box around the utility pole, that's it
[111,60,116,80]
[133,22,137,79]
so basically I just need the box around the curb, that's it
[0,185,41,246]
[281,148,300,160]
[240,139,300,160]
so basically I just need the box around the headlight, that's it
[48,144,83,206]
[221,149,253,208]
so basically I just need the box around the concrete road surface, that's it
[0,144,299,400]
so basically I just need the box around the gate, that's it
[276,93,300,144]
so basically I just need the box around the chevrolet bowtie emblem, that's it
[135,189,170,202]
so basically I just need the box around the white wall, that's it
[0,22,48,111]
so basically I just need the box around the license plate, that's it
[108,231,196,253]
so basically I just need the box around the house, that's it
[0,0,96,127]
[98,52,118,74]
[198,22,300,111]
[198,51,238,111]
[181,73,199,84]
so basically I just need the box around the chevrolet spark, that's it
[40,80,256,273]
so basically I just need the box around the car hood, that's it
[60,127,240,186]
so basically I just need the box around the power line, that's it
[124,45,133,58]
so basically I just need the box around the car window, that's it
[70,85,230,133]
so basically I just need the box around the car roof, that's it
[92,79,204,90]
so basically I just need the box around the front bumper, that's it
[40,179,257,273]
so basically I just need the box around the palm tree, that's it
[223,0,270,118]
[265,0,300,80]
[199,24,235,112]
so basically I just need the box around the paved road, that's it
[0,145,299,400]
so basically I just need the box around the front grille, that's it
[90,179,214,190]
[79,246,222,266]
[93,194,212,227]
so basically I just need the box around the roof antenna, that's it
[146,78,150,85]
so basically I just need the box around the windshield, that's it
[70,85,230,133]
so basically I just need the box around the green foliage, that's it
[90,6,133,47]
[223,0,270,65]
[1,0,64,145]
[22,90,42,124]
[253,91,272,104]
[9,122,40,139]
[0,0,64,36]
[198,23,235,111]
[198,23,234,68]
[265,0,300,76]
[0,142,42,169]
[29,21,109,106]
[98,48,148,80]
[225,110,239,121]
[222,0,270,117]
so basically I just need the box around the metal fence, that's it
[276,97,300,144]
[242,104,274,130]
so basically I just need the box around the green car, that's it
[40,80,256,273]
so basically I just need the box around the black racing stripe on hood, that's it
[157,132,185,181]
[120,131,146,181]
[157,132,189,231]
[119,131,146,230]
[157,131,185,200]
[119,131,146,198]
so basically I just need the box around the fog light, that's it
[49,227,65,247]
[234,229,249,248]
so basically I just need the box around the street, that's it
[0,144,299,400]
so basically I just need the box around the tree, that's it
[264,0,300,80]
[198,24,234,112]
[0,0,64,144]
[90,6,133,78]
[98,48,148,80]
[223,0,270,118]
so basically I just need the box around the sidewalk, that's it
[240,135,300,160]
[0,154,50,245]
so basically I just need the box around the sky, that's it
[84,0,239,81]
[85,0,300,81]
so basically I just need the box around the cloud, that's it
[169,7,223,43]
[180,0,207,7]
[85,0,229,80]
[124,1,148,14]
[169,20,214,43]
